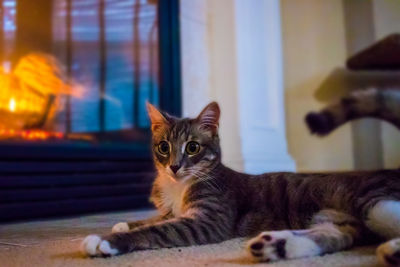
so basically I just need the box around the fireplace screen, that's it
[0,0,162,143]
[0,0,180,221]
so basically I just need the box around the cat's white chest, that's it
[159,178,187,217]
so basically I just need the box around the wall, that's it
[281,0,354,171]
[181,0,400,172]
[180,0,244,171]
[282,0,400,171]
[372,0,400,169]
[180,0,295,173]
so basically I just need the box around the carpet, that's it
[0,210,380,267]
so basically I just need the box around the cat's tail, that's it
[305,88,400,136]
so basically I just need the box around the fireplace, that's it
[0,0,181,221]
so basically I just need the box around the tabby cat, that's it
[306,88,400,136]
[82,101,400,266]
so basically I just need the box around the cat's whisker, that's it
[189,169,223,192]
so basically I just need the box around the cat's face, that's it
[147,102,221,183]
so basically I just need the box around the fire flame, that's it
[0,53,85,140]
[0,53,84,113]
[0,129,64,141]
[9,98,16,112]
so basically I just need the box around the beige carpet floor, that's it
[0,210,380,267]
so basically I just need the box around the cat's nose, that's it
[170,165,181,174]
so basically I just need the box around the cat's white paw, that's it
[377,238,400,266]
[112,222,130,233]
[81,234,119,257]
[247,230,320,262]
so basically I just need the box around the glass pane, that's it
[70,0,101,133]
[104,0,159,130]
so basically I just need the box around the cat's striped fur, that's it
[306,88,400,136]
[82,102,400,266]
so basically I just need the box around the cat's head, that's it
[147,102,221,183]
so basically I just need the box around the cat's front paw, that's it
[377,238,400,266]
[81,235,119,257]
[247,230,320,262]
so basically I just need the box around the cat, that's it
[305,88,400,136]
[81,101,400,266]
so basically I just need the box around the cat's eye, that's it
[185,141,200,155]
[158,141,170,155]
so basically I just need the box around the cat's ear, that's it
[196,102,220,134]
[146,102,170,132]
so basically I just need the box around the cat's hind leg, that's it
[247,209,362,262]
[365,200,400,266]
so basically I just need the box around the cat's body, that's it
[152,166,400,237]
[82,102,400,266]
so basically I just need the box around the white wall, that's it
[282,0,400,171]
[234,0,295,173]
[181,0,400,172]
[180,0,294,173]
[281,0,354,171]
[180,0,244,171]
[372,0,400,169]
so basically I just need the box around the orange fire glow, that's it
[8,98,16,112]
[0,129,64,141]
[0,53,84,139]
